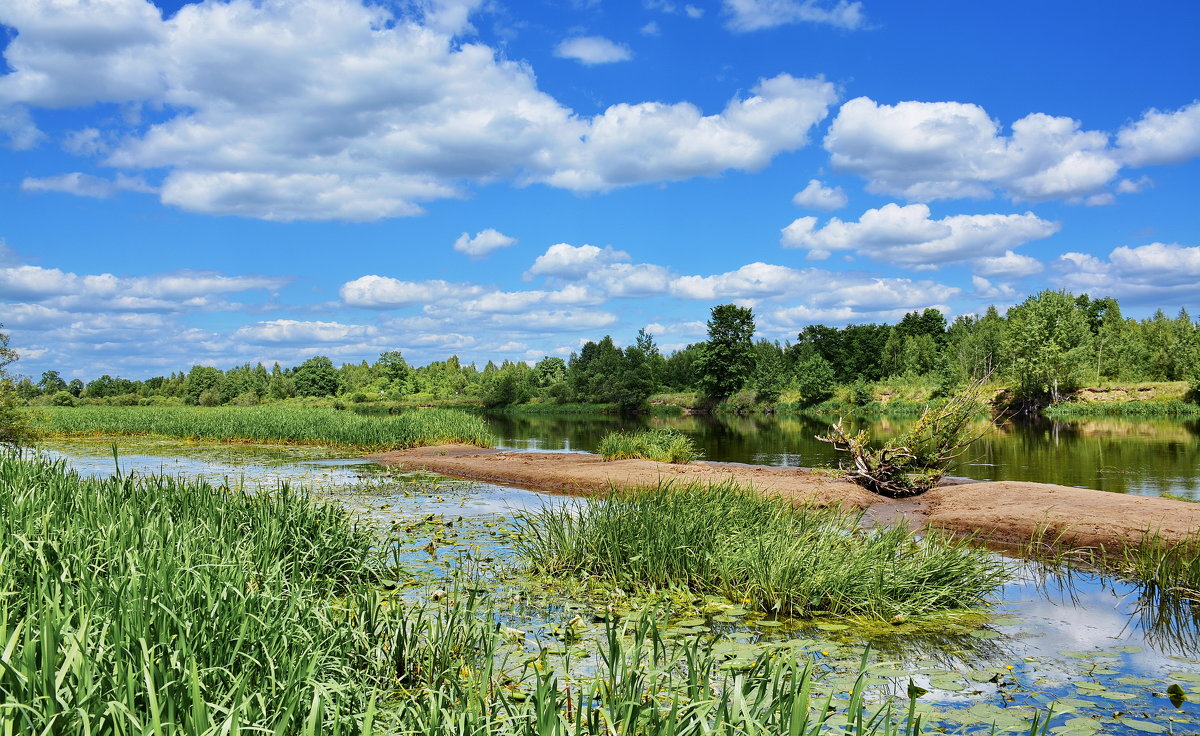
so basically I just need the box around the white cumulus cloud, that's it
[21,172,154,198]
[824,97,1145,203]
[525,243,632,280]
[233,319,378,344]
[1116,100,1200,167]
[339,275,484,308]
[1056,242,1200,303]
[553,36,633,65]
[1,0,838,220]
[533,74,838,191]
[453,228,517,257]
[791,178,847,210]
[780,203,1059,268]
[723,0,866,31]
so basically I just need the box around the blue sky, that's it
[1,0,1198,379]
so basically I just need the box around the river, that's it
[485,412,1200,499]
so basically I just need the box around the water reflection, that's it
[484,412,1200,498]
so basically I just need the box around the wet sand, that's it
[372,444,1200,550]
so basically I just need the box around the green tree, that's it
[0,324,36,446]
[38,370,68,394]
[635,328,667,392]
[481,363,535,407]
[293,356,341,397]
[795,354,836,406]
[1003,290,1093,404]
[695,304,756,400]
[533,357,567,387]
[747,340,787,403]
[376,350,411,385]
[184,366,225,405]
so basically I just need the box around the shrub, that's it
[198,388,223,406]
[233,390,260,406]
[50,390,77,407]
[818,378,992,497]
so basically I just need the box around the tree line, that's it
[12,289,1200,411]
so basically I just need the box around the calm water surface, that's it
[486,412,1200,499]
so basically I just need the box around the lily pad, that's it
[929,675,966,692]
[816,623,849,631]
[1121,720,1167,733]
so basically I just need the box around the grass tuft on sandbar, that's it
[515,481,1006,620]
[596,427,701,464]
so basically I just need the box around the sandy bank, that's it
[372,445,1200,550]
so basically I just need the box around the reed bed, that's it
[33,405,496,450]
[597,428,701,464]
[0,451,391,733]
[515,481,1006,620]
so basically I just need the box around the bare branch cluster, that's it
[818,377,995,498]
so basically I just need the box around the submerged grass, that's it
[1,453,1044,735]
[597,428,702,463]
[33,405,496,450]
[514,481,1006,620]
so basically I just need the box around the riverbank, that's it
[373,444,1200,551]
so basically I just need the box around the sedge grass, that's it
[1027,525,1200,600]
[597,428,702,464]
[514,481,1006,620]
[32,404,496,450]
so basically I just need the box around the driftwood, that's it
[817,378,995,498]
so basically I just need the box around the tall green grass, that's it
[597,428,702,463]
[515,482,1006,620]
[0,451,391,733]
[1028,526,1200,600]
[33,405,496,450]
[1044,399,1200,416]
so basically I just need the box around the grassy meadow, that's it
[32,404,496,450]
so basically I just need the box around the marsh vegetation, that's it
[33,405,495,450]
[515,482,1005,620]
[596,427,702,463]
[2,451,1039,735]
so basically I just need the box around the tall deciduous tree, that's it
[1003,290,1092,404]
[293,356,341,397]
[695,304,756,401]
